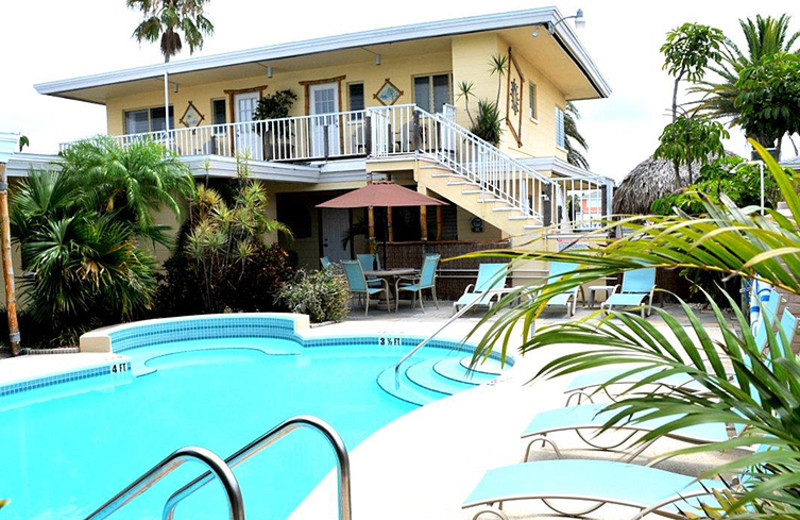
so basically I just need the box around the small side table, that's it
[587,285,618,309]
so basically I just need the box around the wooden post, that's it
[412,110,421,152]
[436,205,443,240]
[364,114,372,157]
[387,207,394,242]
[420,205,428,241]
[0,163,20,355]
[367,206,375,253]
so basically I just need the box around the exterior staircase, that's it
[377,107,551,243]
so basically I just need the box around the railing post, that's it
[364,115,372,157]
[412,110,421,152]
[323,123,330,159]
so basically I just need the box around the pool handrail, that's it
[163,415,351,520]
[84,446,244,520]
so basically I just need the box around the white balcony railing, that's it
[60,103,612,227]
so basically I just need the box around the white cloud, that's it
[1,0,798,180]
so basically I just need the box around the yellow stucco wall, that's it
[106,51,453,136]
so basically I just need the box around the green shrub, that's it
[277,268,350,323]
[156,243,292,316]
[470,99,502,146]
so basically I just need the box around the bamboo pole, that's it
[367,206,375,253]
[420,205,428,241]
[0,163,20,355]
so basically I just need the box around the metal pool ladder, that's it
[83,415,352,520]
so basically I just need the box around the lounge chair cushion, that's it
[604,292,650,307]
[463,459,718,510]
[545,291,575,307]
[365,287,385,295]
[522,403,728,444]
[455,291,495,308]
[567,367,704,393]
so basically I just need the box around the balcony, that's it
[63,104,427,164]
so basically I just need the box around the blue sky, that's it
[1,0,798,181]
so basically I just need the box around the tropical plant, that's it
[650,155,790,216]
[653,115,729,184]
[661,22,725,121]
[160,156,292,312]
[276,267,350,323]
[467,139,800,516]
[253,89,297,121]
[127,0,214,62]
[18,135,29,151]
[488,53,508,107]
[563,101,589,169]
[692,14,800,130]
[735,51,800,155]
[58,137,195,245]
[456,81,476,126]
[10,169,158,346]
[470,100,502,146]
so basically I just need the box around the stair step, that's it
[492,206,518,212]
[430,173,452,178]
[523,224,543,230]
[433,357,497,385]
[477,197,503,203]
[446,180,472,186]
[460,356,509,376]
[507,215,535,221]
[376,367,441,406]
[406,359,474,394]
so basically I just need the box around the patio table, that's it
[364,268,416,310]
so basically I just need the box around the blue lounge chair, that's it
[565,289,786,406]
[542,261,583,317]
[320,256,332,269]
[462,459,719,520]
[453,264,509,313]
[357,253,382,288]
[342,260,390,316]
[395,254,440,312]
[520,402,731,462]
[601,267,656,318]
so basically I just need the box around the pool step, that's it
[460,356,508,376]
[378,353,510,406]
[377,367,442,406]
[406,359,475,395]
[433,358,497,385]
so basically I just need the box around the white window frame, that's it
[528,82,538,122]
[555,105,566,150]
[123,105,175,135]
[412,73,453,113]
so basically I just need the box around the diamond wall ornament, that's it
[373,78,404,106]
[179,101,205,128]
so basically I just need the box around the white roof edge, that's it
[35,7,610,99]
[521,156,614,183]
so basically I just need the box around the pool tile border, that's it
[2,313,508,399]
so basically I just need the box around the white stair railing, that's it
[412,107,549,222]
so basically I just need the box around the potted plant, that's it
[254,89,297,159]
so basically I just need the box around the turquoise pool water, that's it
[0,336,463,520]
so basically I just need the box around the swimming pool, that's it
[0,315,506,520]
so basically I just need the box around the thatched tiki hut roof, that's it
[613,156,695,215]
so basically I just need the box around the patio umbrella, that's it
[316,181,445,267]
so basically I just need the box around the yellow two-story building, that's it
[31,7,612,272]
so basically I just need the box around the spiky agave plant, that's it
[466,139,800,516]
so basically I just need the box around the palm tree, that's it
[127,0,214,63]
[58,137,195,245]
[467,140,800,515]
[692,14,800,127]
[564,101,589,169]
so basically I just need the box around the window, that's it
[212,99,226,125]
[211,99,227,134]
[413,74,451,113]
[555,106,566,149]
[528,82,537,120]
[348,83,364,112]
[124,106,175,134]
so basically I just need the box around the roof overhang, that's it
[35,7,610,104]
[521,156,614,185]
